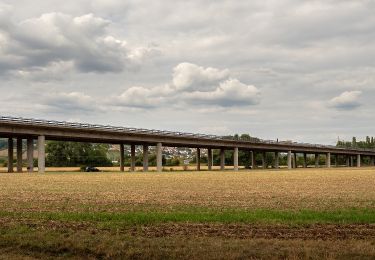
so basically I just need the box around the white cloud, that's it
[109,63,260,109]
[328,91,362,110]
[109,85,173,109]
[0,3,12,29]
[172,62,229,91]
[40,91,101,113]
[183,79,260,107]
[1,12,158,75]
[13,61,74,81]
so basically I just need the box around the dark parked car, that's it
[83,166,100,172]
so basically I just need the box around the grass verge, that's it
[1,208,375,227]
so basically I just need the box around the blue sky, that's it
[0,0,374,144]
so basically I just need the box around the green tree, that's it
[165,157,181,166]
[337,137,375,150]
[46,141,112,167]
[352,137,357,147]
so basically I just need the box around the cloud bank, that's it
[329,91,362,110]
[0,0,374,143]
[111,63,260,109]
[0,11,158,76]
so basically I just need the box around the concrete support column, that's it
[207,148,212,171]
[346,156,350,167]
[274,152,279,169]
[27,138,33,173]
[293,153,297,168]
[234,147,239,171]
[130,144,136,171]
[262,152,266,169]
[143,145,149,172]
[37,135,45,173]
[7,138,13,173]
[326,152,331,168]
[220,149,225,170]
[196,148,201,171]
[251,151,255,169]
[119,144,124,172]
[303,153,307,168]
[315,154,319,168]
[156,142,162,172]
[287,150,292,169]
[16,138,23,173]
[335,155,338,167]
[357,154,361,168]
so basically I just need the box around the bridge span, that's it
[1,116,375,173]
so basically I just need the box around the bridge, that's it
[1,116,375,173]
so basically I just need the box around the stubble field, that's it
[0,167,375,259]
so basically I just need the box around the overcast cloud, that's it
[0,0,374,144]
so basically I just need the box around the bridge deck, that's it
[0,116,374,155]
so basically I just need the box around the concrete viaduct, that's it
[1,116,375,173]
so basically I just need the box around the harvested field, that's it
[1,167,375,212]
[0,168,374,259]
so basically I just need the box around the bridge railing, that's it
[1,116,374,153]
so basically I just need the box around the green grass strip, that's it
[0,209,374,226]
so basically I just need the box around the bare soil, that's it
[1,217,374,241]
[134,223,375,240]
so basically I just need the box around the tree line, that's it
[336,136,375,149]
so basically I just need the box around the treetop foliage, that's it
[46,141,112,167]
[336,136,375,149]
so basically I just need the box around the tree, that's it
[352,137,357,147]
[337,137,375,150]
[165,157,181,166]
[46,141,112,167]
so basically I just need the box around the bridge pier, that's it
[27,138,33,173]
[357,154,361,167]
[234,147,238,171]
[293,153,297,168]
[37,135,45,173]
[143,145,148,172]
[262,152,266,169]
[250,151,255,169]
[274,152,279,169]
[120,144,124,172]
[8,138,13,173]
[220,149,225,170]
[207,148,212,170]
[315,154,319,168]
[326,152,331,168]
[287,150,292,169]
[17,138,22,173]
[335,154,338,167]
[303,153,307,168]
[130,144,136,172]
[196,148,201,171]
[156,142,162,172]
[346,155,350,167]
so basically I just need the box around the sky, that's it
[0,0,374,145]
